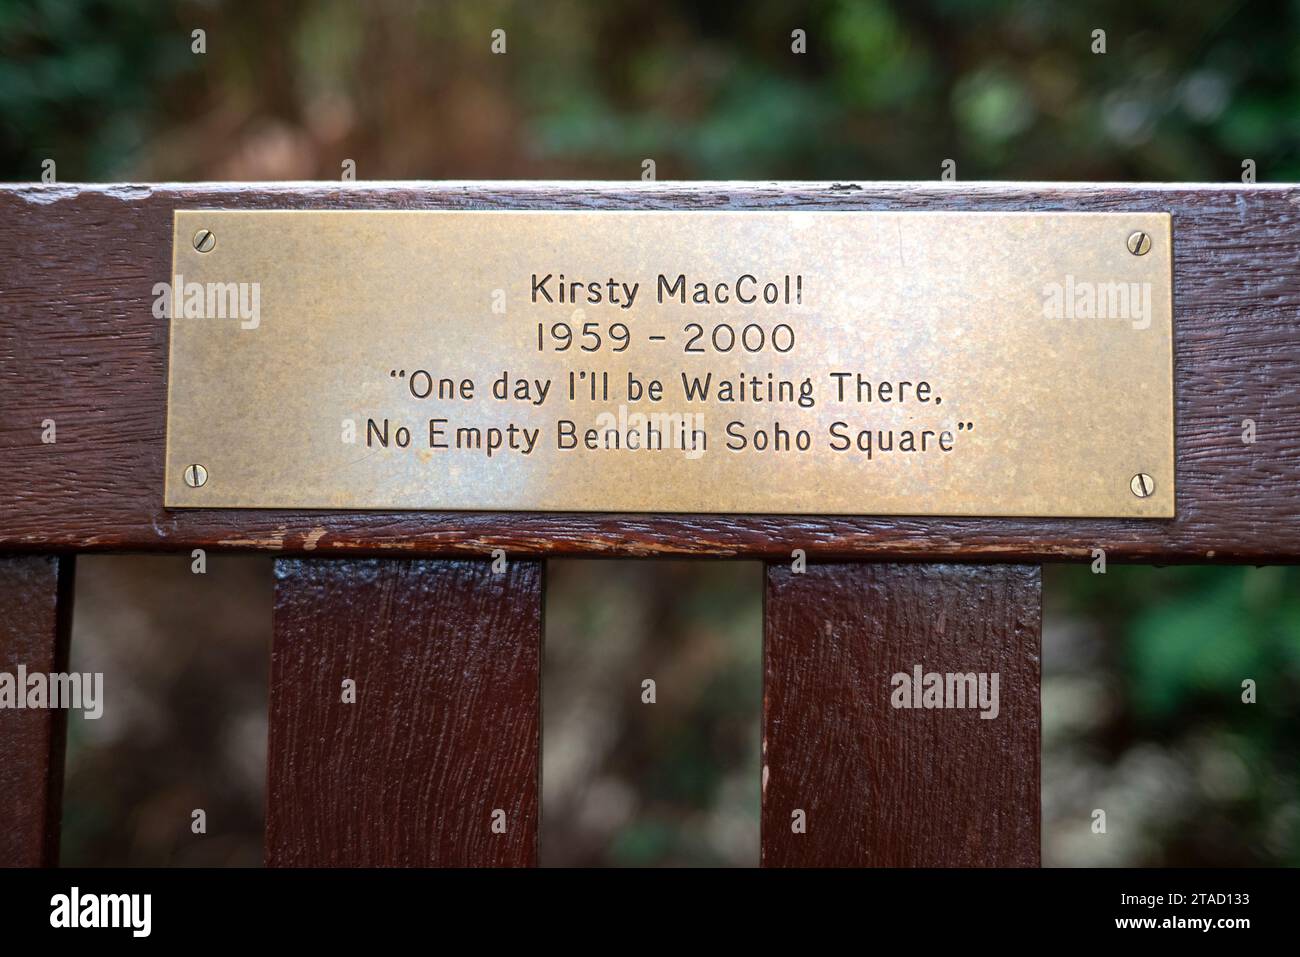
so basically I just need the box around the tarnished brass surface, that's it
[164,209,1173,517]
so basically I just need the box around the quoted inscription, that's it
[360,272,973,464]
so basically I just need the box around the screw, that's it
[1130,473,1154,498]
[1126,230,1151,256]
[184,464,208,488]
[193,229,215,253]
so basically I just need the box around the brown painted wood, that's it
[1,182,1298,562]
[0,555,75,867]
[266,557,541,866]
[762,562,1040,866]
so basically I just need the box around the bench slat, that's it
[763,562,1040,866]
[266,557,541,866]
[0,555,75,867]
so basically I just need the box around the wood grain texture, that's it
[1,182,1298,562]
[0,555,75,867]
[763,562,1040,866]
[266,557,541,866]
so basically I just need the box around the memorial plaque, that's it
[163,209,1173,517]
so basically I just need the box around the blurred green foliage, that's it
[1058,566,1300,723]
[1051,565,1300,865]
[0,0,192,178]
[5,0,1300,180]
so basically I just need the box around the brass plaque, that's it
[164,209,1173,517]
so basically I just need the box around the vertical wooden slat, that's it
[763,563,1040,867]
[0,555,75,867]
[266,558,541,866]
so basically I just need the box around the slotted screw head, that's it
[1127,231,1151,256]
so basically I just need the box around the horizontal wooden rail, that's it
[2,182,1298,563]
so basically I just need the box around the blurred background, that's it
[2,0,1297,866]
[6,0,1300,181]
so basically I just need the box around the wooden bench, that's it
[2,182,1297,867]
